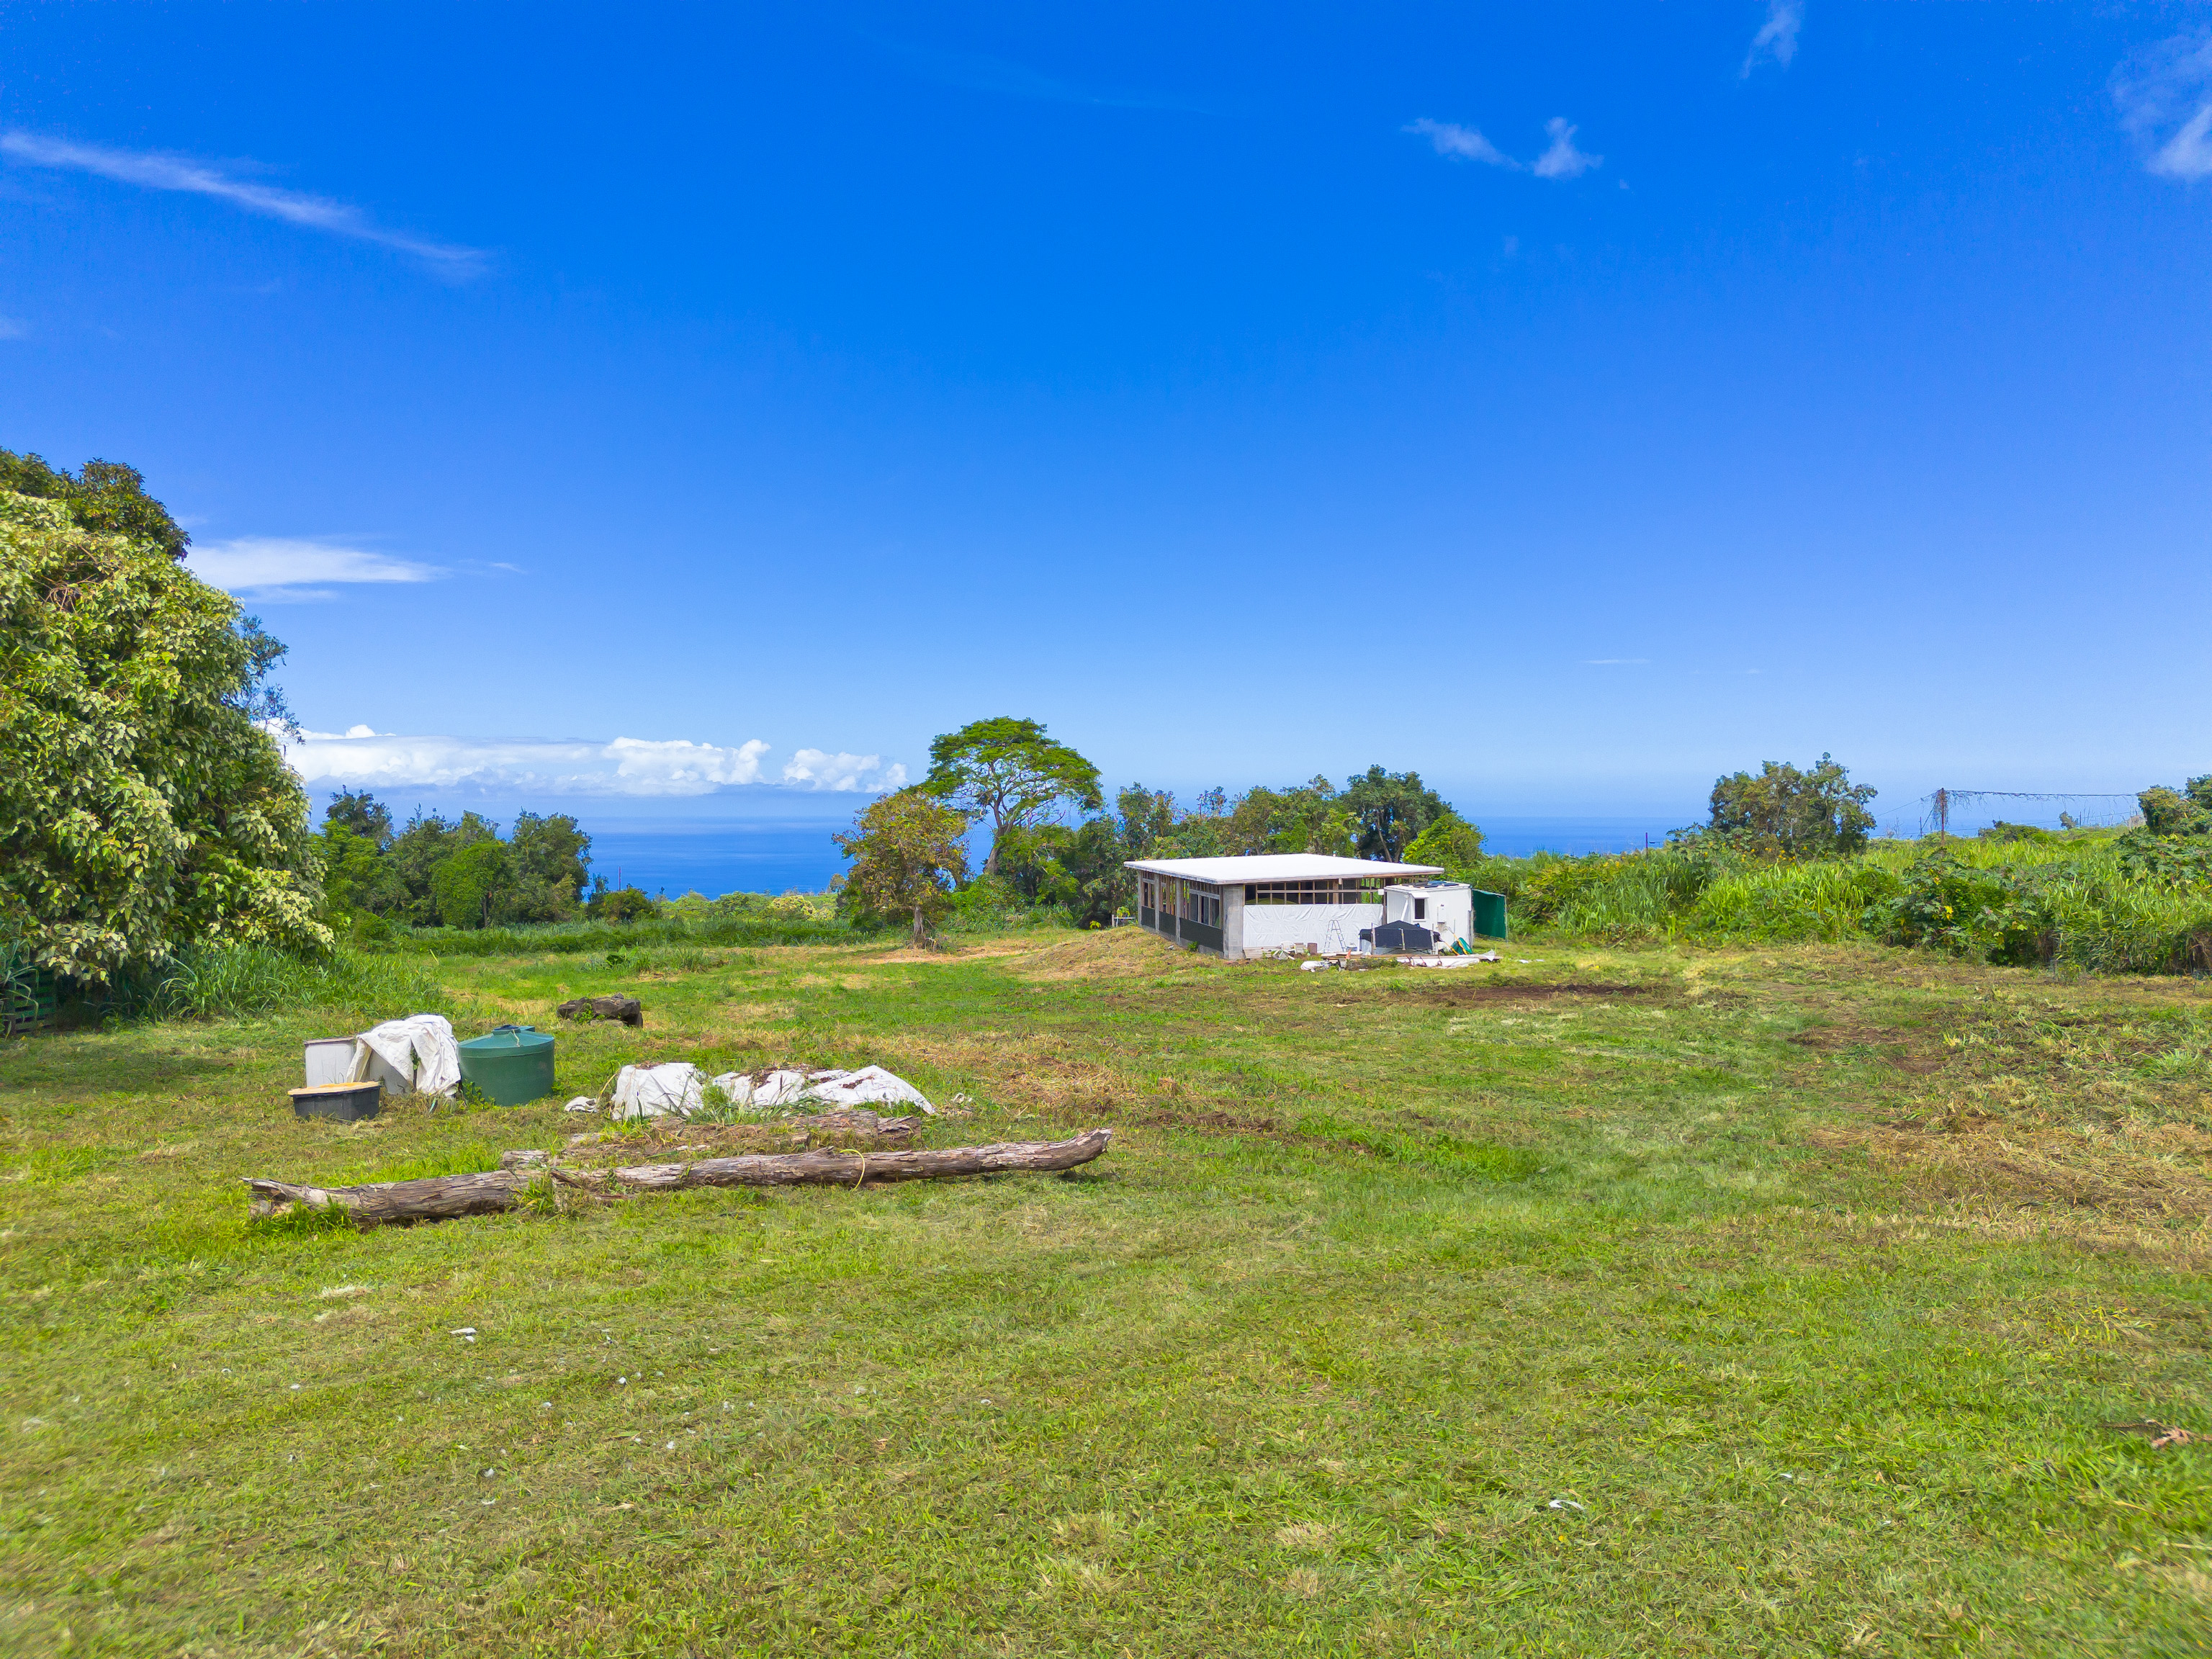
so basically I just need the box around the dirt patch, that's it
[1421,981,1660,1005]
[1786,1022,1950,1075]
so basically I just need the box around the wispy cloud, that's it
[2114,31,2212,181]
[1532,118,1602,180]
[272,729,907,797]
[1583,657,1650,666]
[1405,118,1516,168]
[187,536,444,601]
[0,315,25,341]
[872,37,1210,114]
[0,131,487,274]
[1406,116,1601,180]
[1742,1,1804,78]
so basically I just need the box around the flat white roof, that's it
[1124,854,1445,884]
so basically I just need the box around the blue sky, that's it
[4,2,2208,828]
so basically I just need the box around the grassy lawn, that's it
[2,927,2208,1656]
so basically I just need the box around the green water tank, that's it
[457,1024,557,1105]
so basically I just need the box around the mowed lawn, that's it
[1,927,2208,1657]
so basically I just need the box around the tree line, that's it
[835,715,1484,944]
[316,791,601,931]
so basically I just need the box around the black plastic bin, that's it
[289,1082,383,1121]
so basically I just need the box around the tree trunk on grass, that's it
[243,1130,1111,1227]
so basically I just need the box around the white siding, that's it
[1383,884,1474,948]
[1236,903,1385,956]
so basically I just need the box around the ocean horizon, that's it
[582,814,1722,900]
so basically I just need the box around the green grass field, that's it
[2,927,2208,1655]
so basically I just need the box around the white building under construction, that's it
[1125,853,1505,961]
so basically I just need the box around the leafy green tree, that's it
[921,716,1102,877]
[0,449,192,560]
[584,883,657,922]
[325,789,394,848]
[1342,765,1449,861]
[2139,777,2212,837]
[1403,811,1486,877]
[317,824,408,920]
[834,788,971,945]
[1706,755,1875,858]
[389,809,500,925]
[0,484,325,979]
[1115,785,1179,859]
[503,809,590,921]
[431,840,510,929]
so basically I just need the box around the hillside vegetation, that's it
[1449,829,2212,977]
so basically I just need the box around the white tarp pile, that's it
[599,1062,935,1120]
[346,1014,462,1097]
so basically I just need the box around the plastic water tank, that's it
[457,1024,557,1105]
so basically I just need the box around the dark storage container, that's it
[457,1024,557,1105]
[289,1081,383,1121]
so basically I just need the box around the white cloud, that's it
[782,748,909,792]
[271,730,903,797]
[1742,1,1804,77]
[1408,116,1601,181]
[1405,118,1517,168]
[0,131,487,274]
[1532,118,1601,180]
[186,536,444,600]
[2115,32,2212,181]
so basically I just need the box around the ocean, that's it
[580,814,1696,900]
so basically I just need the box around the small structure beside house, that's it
[1125,853,1507,961]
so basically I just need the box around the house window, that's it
[1414,898,1427,920]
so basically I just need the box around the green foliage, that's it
[324,789,393,846]
[2137,778,2212,837]
[1401,811,1485,878]
[0,940,59,1033]
[1487,829,2212,976]
[1978,819,2056,845]
[834,788,971,943]
[1341,765,1449,861]
[318,824,408,920]
[0,449,192,560]
[1702,754,1876,858]
[431,840,509,929]
[584,884,658,923]
[0,486,328,981]
[921,716,1102,876]
[315,795,590,929]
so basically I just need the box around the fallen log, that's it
[609,1128,1113,1191]
[243,1129,1110,1227]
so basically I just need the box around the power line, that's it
[1921,788,2141,837]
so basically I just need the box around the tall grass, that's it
[381,911,855,958]
[1493,830,2212,976]
[138,945,450,1020]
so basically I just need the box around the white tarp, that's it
[348,1014,462,1097]
[801,1066,935,1114]
[610,1062,706,1120]
[603,1063,935,1119]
